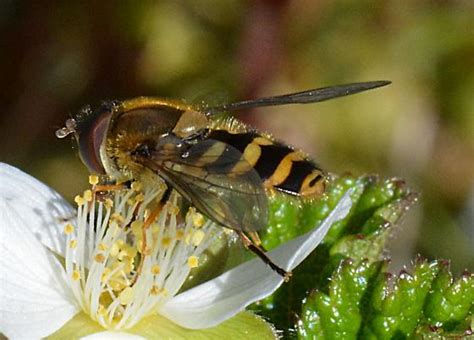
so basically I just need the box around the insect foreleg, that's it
[91,179,132,201]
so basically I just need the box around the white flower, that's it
[0,163,353,339]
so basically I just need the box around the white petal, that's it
[81,331,145,340]
[0,163,75,256]
[0,198,79,339]
[161,190,353,329]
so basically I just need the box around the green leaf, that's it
[422,262,474,334]
[48,311,277,340]
[297,258,473,339]
[361,258,439,338]
[298,260,385,339]
[263,175,416,255]
[253,175,416,335]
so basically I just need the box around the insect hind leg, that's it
[237,231,292,282]
[248,231,267,251]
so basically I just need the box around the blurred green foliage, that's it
[0,0,472,286]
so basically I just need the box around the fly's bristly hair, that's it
[105,113,177,185]
[73,104,93,123]
[105,129,145,181]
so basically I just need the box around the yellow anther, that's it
[101,268,111,283]
[105,198,114,209]
[129,248,138,259]
[98,242,107,251]
[135,193,145,202]
[150,285,160,295]
[111,261,122,271]
[131,220,143,235]
[187,256,199,268]
[109,243,120,257]
[72,270,81,281]
[161,237,171,248]
[89,175,99,186]
[74,195,85,206]
[118,249,133,261]
[191,230,205,246]
[192,213,205,228]
[121,244,137,258]
[64,223,74,235]
[111,213,124,223]
[117,250,126,261]
[119,287,134,305]
[151,225,160,234]
[176,230,184,240]
[110,222,121,236]
[170,206,180,215]
[151,265,161,275]
[94,253,106,263]
[110,279,126,292]
[121,259,134,274]
[83,190,93,202]
[69,239,77,249]
[137,240,144,253]
[97,304,107,316]
[131,181,142,192]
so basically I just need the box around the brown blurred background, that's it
[0,1,472,272]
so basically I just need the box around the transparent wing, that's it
[205,80,390,115]
[145,139,268,232]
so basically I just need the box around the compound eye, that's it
[76,108,113,174]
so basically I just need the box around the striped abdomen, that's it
[206,130,326,198]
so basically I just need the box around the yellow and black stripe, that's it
[206,130,326,198]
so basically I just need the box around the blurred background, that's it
[0,0,472,272]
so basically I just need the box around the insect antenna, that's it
[55,118,77,138]
[206,80,391,115]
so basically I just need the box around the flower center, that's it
[63,176,218,330]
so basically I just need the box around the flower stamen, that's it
[62,184,218,330]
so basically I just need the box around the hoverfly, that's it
[56,81,390,279]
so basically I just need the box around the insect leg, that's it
[248,231,267,251]
[237,231,292,282]
[134,187,175,284]
[131,204,163,286]
[92,180,132,201]
[159,186,173,204]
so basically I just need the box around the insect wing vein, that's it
[148,139,268,232]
